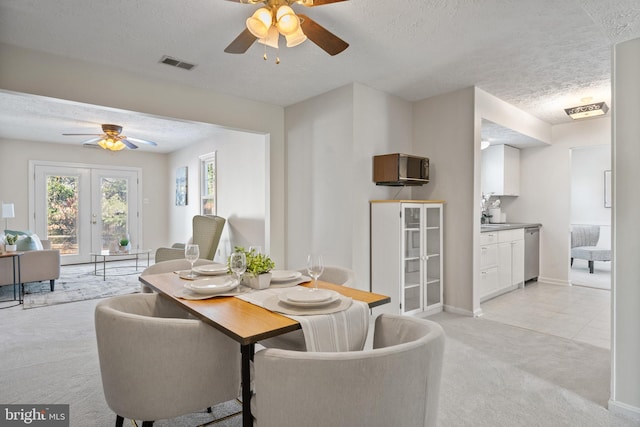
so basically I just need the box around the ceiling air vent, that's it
[159,55,196,71]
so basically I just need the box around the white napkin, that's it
[236,287,369,352]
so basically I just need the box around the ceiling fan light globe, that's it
[113,141,126,151]
[257,26,280,49]
[246,8,272,38]
[286,27,307,47]
[276,6,300,35]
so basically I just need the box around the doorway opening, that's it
[569,145,611,290]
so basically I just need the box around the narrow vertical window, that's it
[200,152,217,215]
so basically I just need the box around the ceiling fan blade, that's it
[127,137,158,146]
[298,0,348,6]
[298,14,348,56]
[120,139,138,149]
[225,28,258,54]
[63,133,101,136]
[81,137,102,145]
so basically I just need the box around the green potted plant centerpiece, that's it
[5,233,18,252]
[229,246,275,289]
[119,237,130,253]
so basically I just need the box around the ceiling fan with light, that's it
[224,0,349,58]
[63,124,158,151]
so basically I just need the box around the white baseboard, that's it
[443,304,475,317]
[609,399,640,423]
[536,276,570,286]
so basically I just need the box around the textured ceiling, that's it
[0,0,639,152]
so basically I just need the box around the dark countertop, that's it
[480,223,542,233]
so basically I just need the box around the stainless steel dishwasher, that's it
[524,226,540,282]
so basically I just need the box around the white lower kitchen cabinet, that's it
[479,231,499,299]
[370,200,444,317]
[480,228,524,302]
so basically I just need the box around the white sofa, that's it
[0,240,60,291]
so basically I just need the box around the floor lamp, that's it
[2,203,15,230]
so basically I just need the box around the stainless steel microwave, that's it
[373,153,429,186]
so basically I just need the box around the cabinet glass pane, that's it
[404,207,421,228]
[404,259,420,286]
[426,281,441,306]
[426,207,440,228]
[426,228,440,254]
[404,285,421,312]
[405,230,421,258]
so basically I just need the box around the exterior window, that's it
[200,152,217,215]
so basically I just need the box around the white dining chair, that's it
[296,265,356,287]
[95,293,241,427]
[139,258,218,293]
[260,265,358,351]
[252,314,445,427]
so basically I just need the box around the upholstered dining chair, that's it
[252,314,445,427]
[260,265,358,351]
[154,215,225,263]
[296,265,357,287]
[95,293,241,427]
[139,258,217,293]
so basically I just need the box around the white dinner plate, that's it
[283,288,334,303]
[193,263,228,275]
[270,270,303,282]
[184,276,238,295]
[278,290,340,308]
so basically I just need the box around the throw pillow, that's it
[4,229,41,251]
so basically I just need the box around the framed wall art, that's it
[176,166,188,206]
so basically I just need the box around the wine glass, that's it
[230,251,247,286]
[306,254,324,291]
[184,244,200,279]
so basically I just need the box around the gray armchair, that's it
[95,293,240,426]
[571,225,611,273]
[252,314,445,427]
[154,215,225,263]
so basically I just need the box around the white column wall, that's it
[610,36,640,421]
[413,87,476,315]
[285,83,413,289]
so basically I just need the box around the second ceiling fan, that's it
[224,0,349,56]
[63,124,158,151]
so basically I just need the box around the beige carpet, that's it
[1,298,637,427]
[571,258,611,290]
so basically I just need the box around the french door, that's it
[31,162,140,265]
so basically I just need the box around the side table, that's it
[0,251,24,304]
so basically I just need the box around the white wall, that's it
[0,43,287,266]
[413,87,476,315]
[571,145,611,248]
[166,130,267,262]
[0,138,168,252]
[508,117,610,285]
[285,83,413,287]
[611,36,640,421]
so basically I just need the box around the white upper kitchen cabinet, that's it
[482,144,520,196]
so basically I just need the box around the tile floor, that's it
[481,280,611,349]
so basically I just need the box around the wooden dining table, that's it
[138,272,390,427]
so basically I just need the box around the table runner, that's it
[236,287,369,352]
